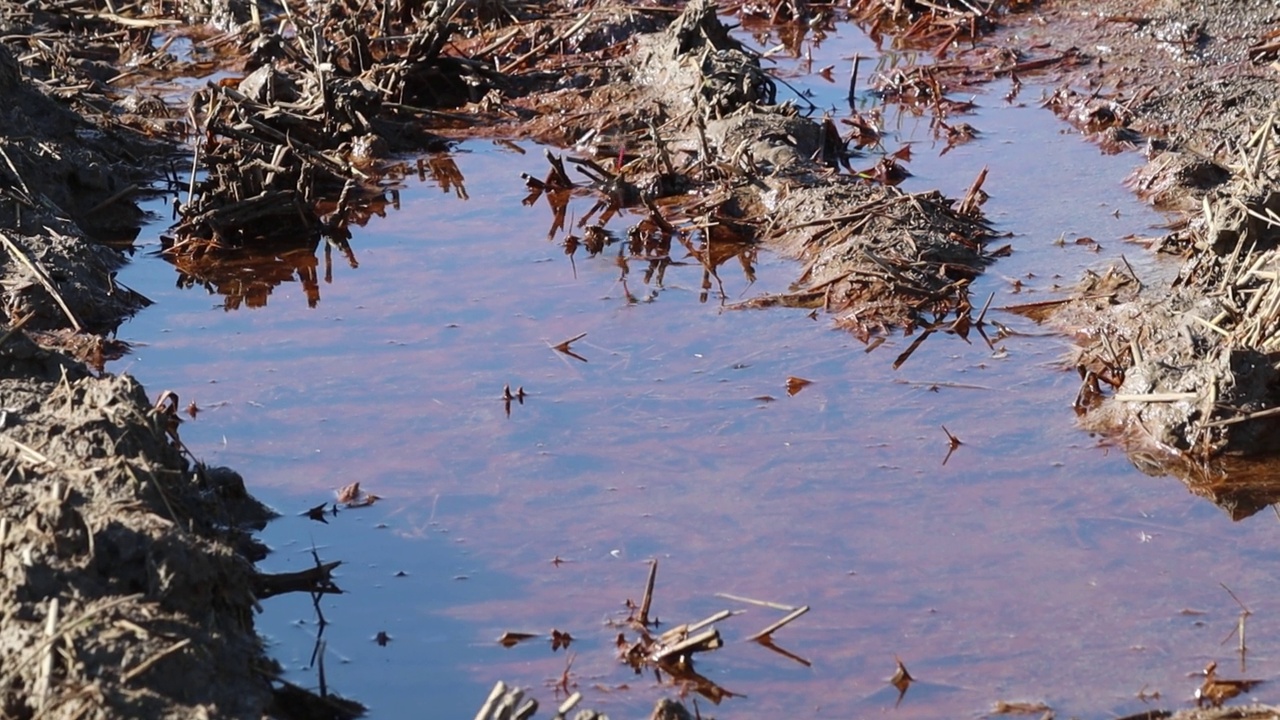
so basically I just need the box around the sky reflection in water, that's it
[111,23,1280,720]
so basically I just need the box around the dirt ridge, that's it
[0,18,282,720]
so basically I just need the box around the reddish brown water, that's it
[113,18,1280,720]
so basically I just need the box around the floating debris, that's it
[1196,661,1264,709]
[498,632,540,649]
[335,481,381,508]
[890,657,914,707]
[303,502,329,524]
[785,376,813,396]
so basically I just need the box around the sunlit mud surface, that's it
[113,21,1280,720]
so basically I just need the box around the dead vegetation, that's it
[850,0,1037,50]
[0,332,277,718]
[9,0,1280,716]
[1063,110,1280,465]
[482,560,815,719]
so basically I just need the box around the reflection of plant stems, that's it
[638,559,657,627]
[747,605,809,642]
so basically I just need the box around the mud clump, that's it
[988,0,1280,468]
[0,335,272,718]
[0,3,290,717]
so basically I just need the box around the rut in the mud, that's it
[6,0,1280,717]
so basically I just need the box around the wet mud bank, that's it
[956,1,1280,491]
[858,0,1280,511]
[0,10,332,720]
[5,0,1280,717]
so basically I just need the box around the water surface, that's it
[111,18,1280,720]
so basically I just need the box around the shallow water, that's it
[112,16,1280,720]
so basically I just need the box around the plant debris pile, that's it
[1068,112,1280,462]
[505,0,998,335]
[0,336,274,718]
[169,2,460,253]
[850,0,1036,44]
[0,1,367,717]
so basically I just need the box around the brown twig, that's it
[637,559,658,627]
[122,638,193,683]
[746,605,810,641]
[0,231,83,332]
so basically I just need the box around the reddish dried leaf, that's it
[498,631,539,648]
[551,629,574,651]
[785,377,812,396]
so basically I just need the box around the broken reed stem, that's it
[1221,582,1252,614]
[555,691,582,717]
[35,597,59,711]
[651,628,721,663]
[474,681,537,720]
[849,55,863,103]
[185,118,201,212]
[317,639,328,698]
[121,637,192,683]
[1119,254,1144,292]
[747,604,810,642]
[1113,392,1198,403]
[0,312,33,348]
[123,462,182,532]
[974,291,995,325]
[686,609,735,635]
[714,592,796,611]
[85,183,138,215]
[0,231,83,332]
[1202,404,1280,428]
[474,682,509,720]
[0,594,143,692]
[552,332,588,353]
[0,144,33,199]
[507,11,595,72]
[638,559,658,627]
[958,165,988,216]
[1240,613,1247,656]
[1,433,50,466]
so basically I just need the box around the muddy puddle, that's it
[109,19,1280,720]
